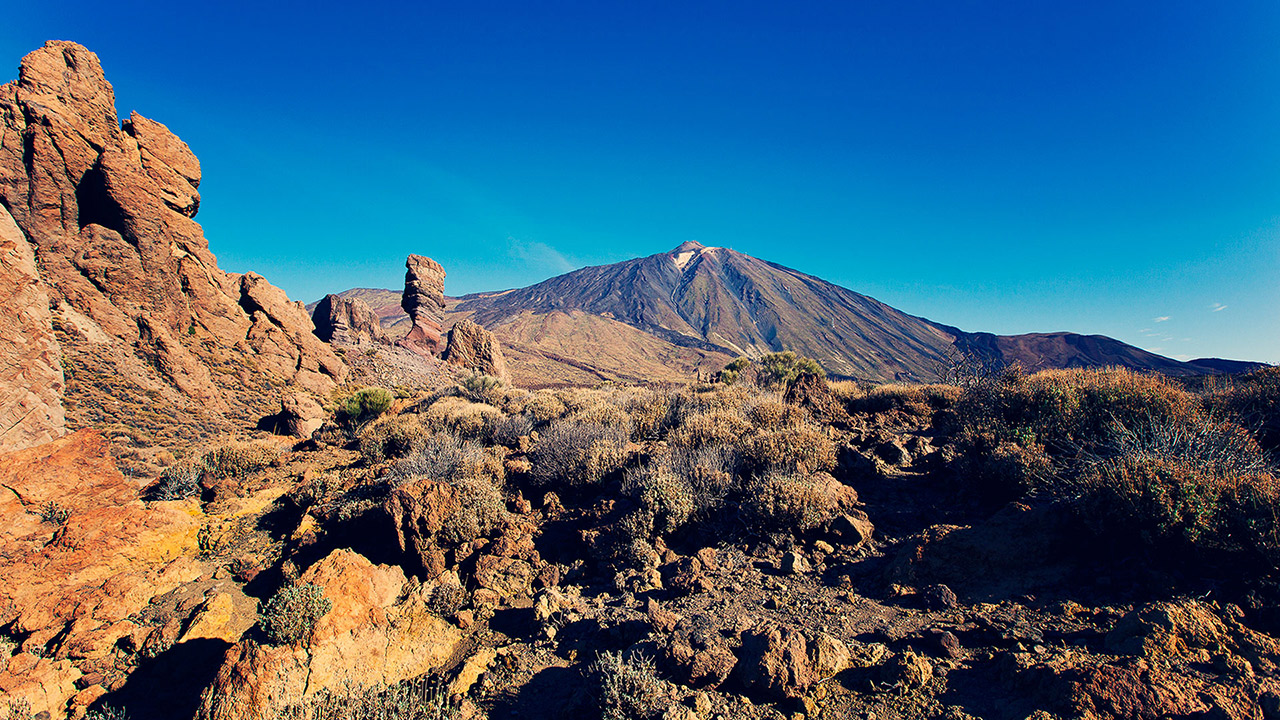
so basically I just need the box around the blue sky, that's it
[4,1,1278,362]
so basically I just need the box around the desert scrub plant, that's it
[623,387,678,440]
[260,583,332,645]
[439,475,510,546]
[458,371,506,404]
[528,420,629,489]
[83,706,130,720]
[272,674,458,720]
[202,440,282,480]
[665,442,742,517]
[846,383,960,417]
[389,431,503,487]
[491,412,536,448]
[524,390,569,424]
[717,357,754,386]
[667,410,752,448]
[150,459,204,500]
[758,351,825,389]
[359,414,430,464]
[335,387,395,431]
[743,470,843,534]
[427,582,467,617]
[421,396,502,441]
[38,500,71,525]
[744,423,837,474]
[622,465,695,536]
[590,650,667,720]
[1205,366,1280,451]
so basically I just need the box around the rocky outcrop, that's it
[311,293,389,346]
[0,430,203,718]
[443,318,509,380]
[399,254,447,356]
[0,204,64,452]
[197,549,464,720]
[0,41,347,446]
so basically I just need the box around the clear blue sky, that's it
[5,1,1278,362]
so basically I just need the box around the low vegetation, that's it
[260,583,332,645]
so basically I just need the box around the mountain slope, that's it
[328,242,1263,386]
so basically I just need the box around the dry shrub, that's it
[623,465,695,536]
[271,674,457,720]
[747,399,806,429]
[567,401,635,438]
[744,470,842,533]
[492,412,535,448]
[359,414,430,464]
[203,440,282,480]
[590,651,666,720]
[669,411,752,448]
[623,387,677,439]
[665,442,742,515]
[524,391,568,424]
[389,431,504,487]
[440,475,510,546]
[421,396,502,441]
[846,383,960,416]
[1206,366,1280,451]
[529,420,629,488]
[745,424,837,474]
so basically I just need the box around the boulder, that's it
[311,293,389,346]
[399,254,447,356]
[196,549,464,720]
[443,318,509,381]
[385,477,459,580]
[735,622,851,700]
[271,392,327,438]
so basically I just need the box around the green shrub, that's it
[459,371,505,403]
[38,500,71,525]
[261,583,332,645]
[152,460,204,500]
[337,387,395,430]
[623,465,695,536]
[439,476,510,546]
[528,420,629,489]
[590,651,666,720]
[83,706,129,720]
[272,674,457,720]
[758,351,825,389]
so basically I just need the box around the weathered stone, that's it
[385,478,458,580]
[196,549,464,720]
[311,293,389,346]
[272,392,326,438]
[736,622,851,700]
[0,204,64,452]
[399,254,447,356]
[443,319,509,381]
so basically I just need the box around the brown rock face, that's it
[443,318,509,380]
[0,430,202,718]
[399,254,447,356]
[0,204,64,452]
[736,622,852,700]
[197,549,463,720]
[0,41,347,446]
[311,293,389,346]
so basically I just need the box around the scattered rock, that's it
[781,551,810,575]
[922,584,958,610]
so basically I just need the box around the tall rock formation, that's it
[398,254,447,356]
[0,41,348,448]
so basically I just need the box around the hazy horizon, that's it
[5,1,1277,363]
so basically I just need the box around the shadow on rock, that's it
[97,638,230,720]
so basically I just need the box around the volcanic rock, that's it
[196,549,463,720]
[736,622,852,700]
[0,41,348,449]
[0,204,64,452]
[311,293,389,346]
[443,318,509,380]
[399,254,447,356]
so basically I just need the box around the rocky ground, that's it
[3,363,1279,720]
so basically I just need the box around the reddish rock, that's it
[399,254,447,356]
[385,478,459,580]
[443,318,509,381]
[0,41,348,447]
[311,293,389,346]
[0,204,64,452]
[736,622,851,700]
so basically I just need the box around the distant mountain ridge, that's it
[325,242,1262,386]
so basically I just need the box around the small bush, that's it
[421,396,502,441]
[440,476,510,546]
[203,441,282,480]
[624,388,677,440]
[668,411,752,448]
[745,424,837,474]
[623,465,695,536]
[38,500,71,525]
[590,651,666,720]
[151,460,204,500]
[758,351,825,389]
[459,371,505,404]
[83,706,130,720]
[389,432,503,487]
[272,675,457,720]
[491,412,535,447]
[261,583,332,646]
[359,415,430,464]
[337,387,395,430]
[1206,366,1280,451]
[428,583,467,617]
[524,391,569,424]
[743,471,841,533]
[665,442,742,517]
[528,420,629,489]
